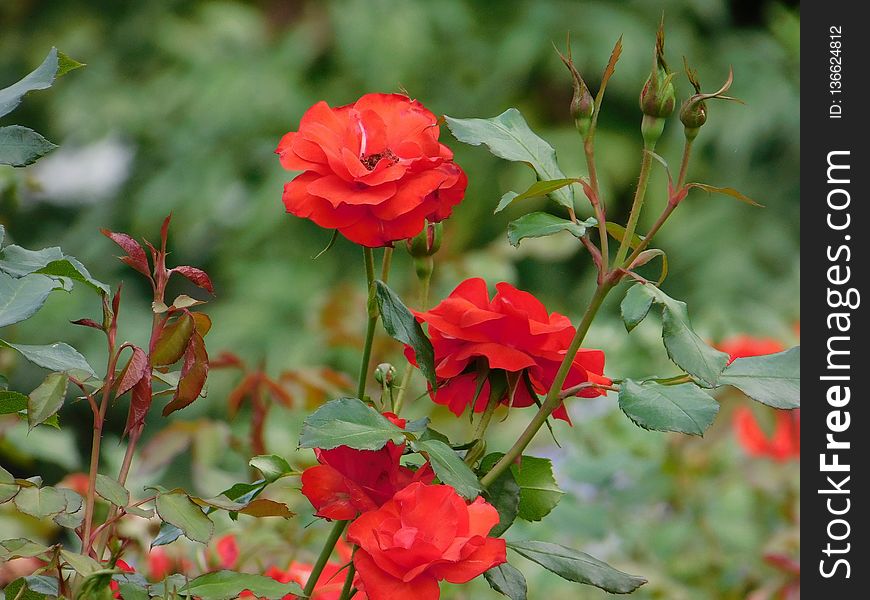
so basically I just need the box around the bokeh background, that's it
[1,1,799,598]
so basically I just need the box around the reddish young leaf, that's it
[160,214,172,253]
[227,373,259,417]
[151,313,196,366]
[100,229,150,276]
[210,351,244,370]
[116,346,149,397]
[125,369,153,436]
[192,313,212,337]
[238,498,295,519]
[162,331,208,416]
[70,318,103,330]
[173,266,214,294]
[263,378,293,408]
[112,283,122,317]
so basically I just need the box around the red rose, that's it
[277,93,467,247]
[733,407,800,461]
[716,335,785,364]
[301,412,434,520]
[406,278,610,423]
[347,482,506,600]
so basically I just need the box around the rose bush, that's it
[276,93,467,247]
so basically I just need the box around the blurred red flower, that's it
[717,335,799,461]
[716,335,785,364]
[347,482,506,600]
[277,93,466,247]
[406,278,610,423]
[301,412,434,520]
[733,407,800,462]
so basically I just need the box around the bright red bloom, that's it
[301,413,434,520]
[214,534,240,569]
[277,93,467,247]
[347,482,506,600]
[716,335,785,364]
[109,560,135,598]
[240,561,365,600]
[733,407,800,461]
[407,278,610,423]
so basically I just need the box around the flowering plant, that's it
[1,23,799,600]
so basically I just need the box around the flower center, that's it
[360,148,398,171]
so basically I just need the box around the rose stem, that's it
[338,558,357,600]
[622,139,694,269]
[613,144,655,267]
[305,245,385,596]
[80,334,119,557]
[392,257,433,415]
[303,519,348,597]
[584,137,609,274]
[480,280,613,487]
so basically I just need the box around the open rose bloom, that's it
[347,482,506,600]
[407,278,610,422]
[276,93,467,247]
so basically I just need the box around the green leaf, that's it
[0,48,60,118]
[411,439,482,500]
[61,549,102,574]
[0,244,64,277]
[27,372,68,428]
[481,453,562,522]
[249,454,294,483]
[374,280,436,387]
[445,109,574,209]
[0,538,51,560]
[116,582,149,600]
[0,340,97,380]
[95,474,130,507]
[23,575,59,596]
[0,272,57,328]
[35,257,110,294]
[56,52,85,77]
[0,126,57,167]
[0,390,28,414]
[300,396,405,451]
[508,540,647,594]
[155,492,214,544]
[621,284,729,387]
[618,380,719,436]
[686,183,763,207]
[507,213,596,247]
[53,488,85,528]
[479,453,520,536]
[495,178,579,213]
[718,346,800,409]
[484,563,528,600]
[620,284,654,333]
[2,577,50,600]
[182,570,305,600]
[605,222,644,249]
[14,485,66,518]
[151,522,183,547]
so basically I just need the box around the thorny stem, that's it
[584,139,609,274]
[356,247,378,401]
[303,520,348,597]
[480,279,615,487]
[338,557,357,600]
[381,247,393,283]
[305,245,382,597]
[81,335,120,557]
[614,146,655,267]
[676,139,694,189]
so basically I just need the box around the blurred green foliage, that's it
[1,1,798,598]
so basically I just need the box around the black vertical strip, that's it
[802,3,868,594]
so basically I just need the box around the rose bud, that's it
[556,40,595,138]
[679,61,740,141]
[405,220,443,258]
[639,20,675,147]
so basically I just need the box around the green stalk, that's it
[392,257,433,415]
[302,519,348,597]
[614,146,655,267]
[338,560,357,600]
[676,139,694,189]
[480,280,614,487]
[584,139,609,274]
[356,247,378,400]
